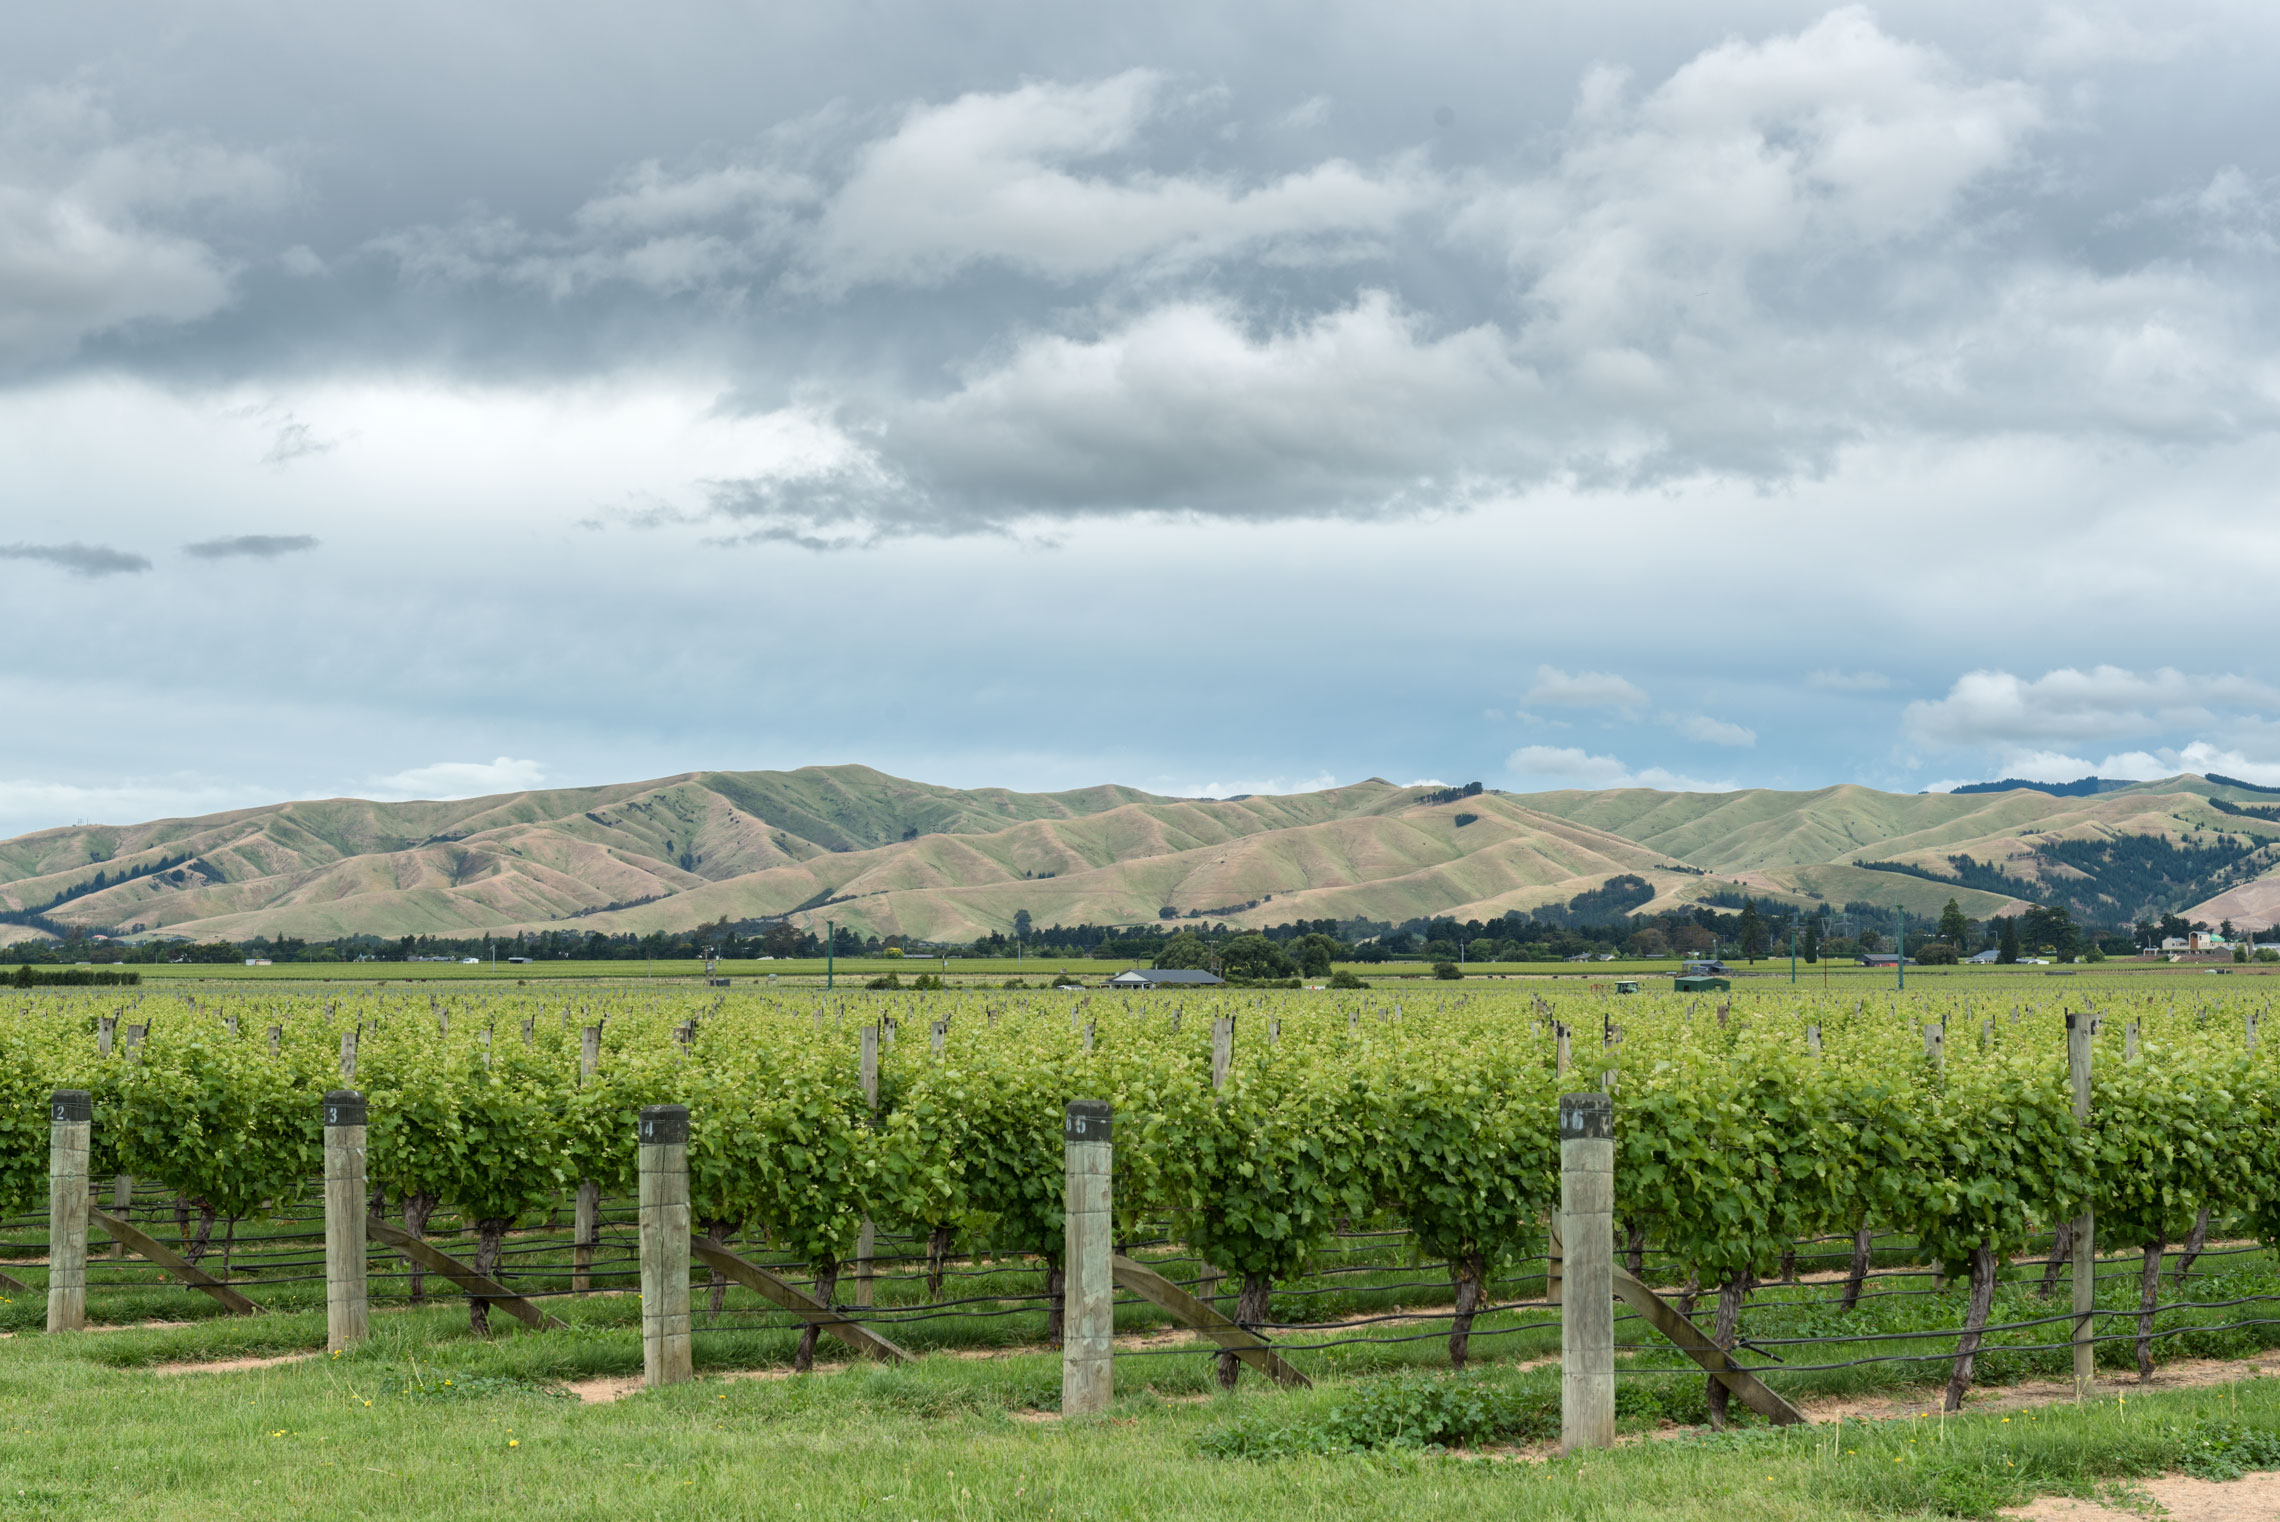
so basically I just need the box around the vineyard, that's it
[5,978,2280,1425]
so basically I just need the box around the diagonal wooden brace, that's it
[365,1217,564,1330]
[1110,1255,1311,1388]
[688,1236,913,1363]
[88,1206,262,1315]
[1611,1265,1808,1426]
[1549,1223,1806,1426]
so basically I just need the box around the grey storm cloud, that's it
[11,0,2280,837]
[0,541,151,577]
[184,533,320,559]
[4,3,2277,542]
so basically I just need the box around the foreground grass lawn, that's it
[6,1312,2280,1521]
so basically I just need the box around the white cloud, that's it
[1169,771,1339,799]
[1675,713,1756,748]
[0,775,256,829]
[2174,744,2280,788]
[368,757,548,800]
[1524,665,1647,714]
[1504,744,1733,793]
[1455,7,2040,357]
[1902,666,2280,750]
[801,71,1431,290]
[885,291,1524,522]
[1807,669,1892,691]
[0,86,283,367]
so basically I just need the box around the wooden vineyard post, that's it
[930,1019,947,1058]
[2068,1013,2095,1400]
[1555,1021,1571,1076]
[1806,1024,1822,1058]
[574,1025,601,1292]
[1923,1021,1945,1070]
[323,1091,368,1352]
[856,1026,879,1308]
[1559,1092,1615,1453]
[1063,1100,1113,1416]
[115,1023,145,1250]
[638,1104,693,1388]
[1199,1019,1234,1305]
[339,1029,358,1081]
[48,1090,91,1333]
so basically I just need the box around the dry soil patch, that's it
[2004,1471,2280,1521]
[150,1352,316,1376]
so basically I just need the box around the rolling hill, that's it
[4,766,2278,944]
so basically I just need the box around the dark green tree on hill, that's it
[1938,899,1970,952]
[1997,916,2020,964]
[1737,898,1766,962]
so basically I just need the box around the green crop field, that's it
[6,976,2280,1517]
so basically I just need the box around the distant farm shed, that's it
[1107,968,1227,989]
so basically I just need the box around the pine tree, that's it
[1938,898,1970,951]
[1738,897,1766,962]
[1997,916,2019,964]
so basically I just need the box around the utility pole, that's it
[826,919,835,991]
[1790,913,1798,985]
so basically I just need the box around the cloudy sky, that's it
[4,1,2279,835]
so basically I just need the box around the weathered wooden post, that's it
[573,1025,601,1293]
[638,1104,692,1388]
[1806,1024,1822,1058]
[1923,1020,1945,1069]
[2068,1013,2095,1399]
[930,1018,947,1057]
[856,1026,879,1307]
[1062,1100,1114,1416]
[100,1020,130,1254]
[323,1090,368,1352]
[48,1090,91,1333]
[1200,1018,1235,1305]
[1555,1020,1571,1076]
[339,1029,359,1081]
[1559,1092,1614,1453]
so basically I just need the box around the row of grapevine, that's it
[3,982,2274,1385]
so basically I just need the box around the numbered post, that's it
[1559,1093,1615,1453]
[323,1091,368,1352]
[48,1091,91,1333]
[1062,1100,1114,1416]
[637,1104,692,1388]
[2067,1014,2095,1399]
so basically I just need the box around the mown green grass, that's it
[6,1306,2280,1521]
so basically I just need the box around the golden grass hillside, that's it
[4,766,2277,941]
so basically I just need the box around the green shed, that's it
[1673,975,1731,992]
